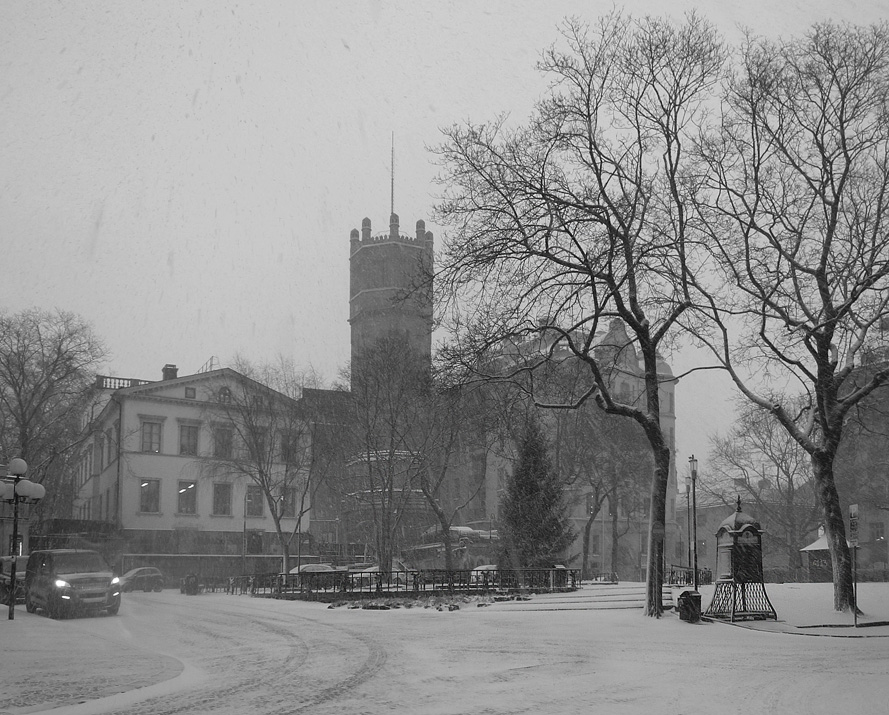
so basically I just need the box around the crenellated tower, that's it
[349,213,434,385]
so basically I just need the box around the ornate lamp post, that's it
[688,455,699,591]
[685,483,691,573]
[1,458,45,620]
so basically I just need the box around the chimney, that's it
[162,364,178,381]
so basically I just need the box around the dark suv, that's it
[24,549,121,618]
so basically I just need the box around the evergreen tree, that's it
[500,418,574,568]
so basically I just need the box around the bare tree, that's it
[204,359,322,573]
[434,12,724,615]
[408,377,492,573]
[335,336,433,572]
[0,308,107,531]
[694,21,889,610]
[704,401,821,579]
[543,359,651,578]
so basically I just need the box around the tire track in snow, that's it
[79,594,388,715]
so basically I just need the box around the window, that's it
[106,428,115,465]
[870,522,885,543]
[140,479,160,513]
[214,426,233,459]
[279,431,302,464]
[246,485,263,517]
[97,437,105,471]
[185,387,196,399]
[247,428,268,461]
[213,483,232,516]
[280,487,297,518]
[178,480,197,514]
[142,422,162,453]
[179,424,199,456]
[218,387,232,404]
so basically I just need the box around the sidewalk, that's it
[0,613,182,713]
[693,581,889,637]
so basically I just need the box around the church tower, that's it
[349,213,434,384]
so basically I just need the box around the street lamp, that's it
[242,488,249,576]
[688,455,699,591]
[685,483,691,574]
[1,458,45,620]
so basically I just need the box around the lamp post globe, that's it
[8,458,27,476]
[4,457,46,620]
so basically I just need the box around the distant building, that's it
[63,365,311,575]
[831,357,889,578]
[349,213,433,384]
[480,318,680,579]
[52,206,683,579]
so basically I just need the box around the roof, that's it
[800,535,854,552]
[716,498,762,533]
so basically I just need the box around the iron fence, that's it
[225,567,580,600]
[668,564,713,586]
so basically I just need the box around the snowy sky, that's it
[2,0,885,476]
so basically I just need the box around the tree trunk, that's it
[812,452,856,611]
[644,443,671,617]
[581,510,597,580]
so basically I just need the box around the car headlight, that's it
[54,579,71,589]
[111,577,120,585]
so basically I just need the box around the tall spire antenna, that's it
[390,131,395,216]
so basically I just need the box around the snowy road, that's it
[3,584,889,715]
[3,592,389,715]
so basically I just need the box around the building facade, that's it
[349,213,433,383]
[69,365,311,573]
[480,318,680,579]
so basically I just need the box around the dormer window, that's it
[185,387,196,399]
[218,387,232,404]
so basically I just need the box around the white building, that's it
[71,364,312,573]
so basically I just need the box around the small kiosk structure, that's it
[704,498,777,621]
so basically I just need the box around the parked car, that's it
[24,549,120,618]
[470,564,499,585]
[0,555,27,605]
[119,566,166,592]
[421,525,479,545]
[465,521,500,540]
[352,563,409,588]
[286,563,341,591]
[288,563,335,574]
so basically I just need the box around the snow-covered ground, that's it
[1,582,887,715]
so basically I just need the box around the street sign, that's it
[850,504,860,628]
[850,503,859,547]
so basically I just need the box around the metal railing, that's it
[226,567,580,599]
[668,564,712,587]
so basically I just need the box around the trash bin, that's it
[677,590,701,622]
